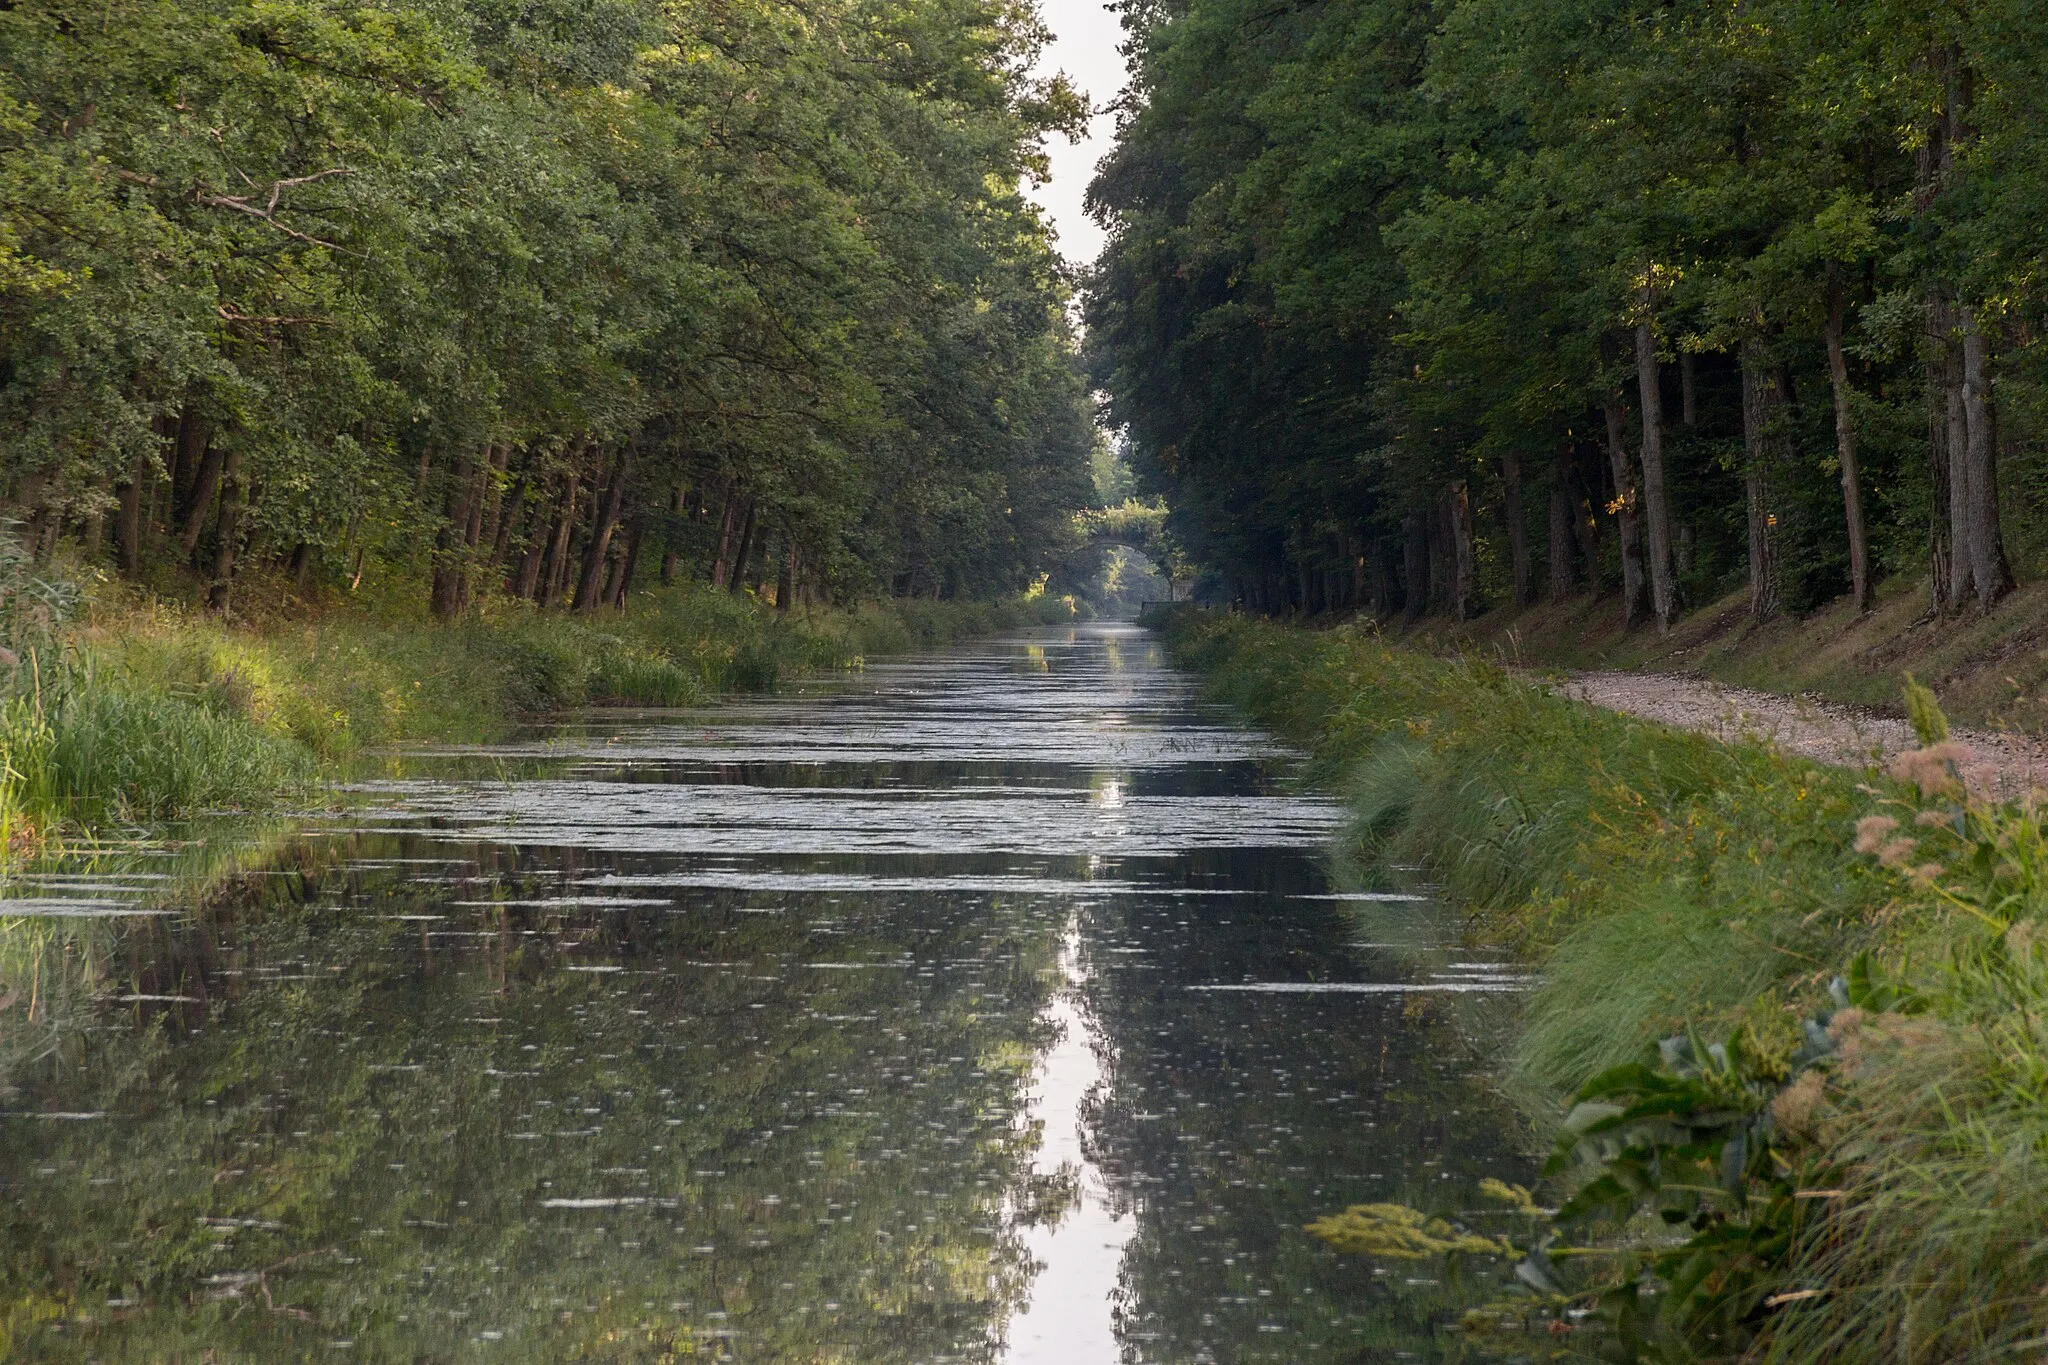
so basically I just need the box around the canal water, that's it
[0,622,1530,1361]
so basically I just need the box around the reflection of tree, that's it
[1066,858,1537,1362]
[0,832,1064,1361]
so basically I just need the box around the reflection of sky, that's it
[1007,922,1126,1361]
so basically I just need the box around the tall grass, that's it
[1163,608,2048,1356]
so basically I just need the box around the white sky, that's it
[1028,0,1130,266]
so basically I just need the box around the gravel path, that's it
[1558,671,2048,800]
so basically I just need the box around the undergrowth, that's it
[1164,608,2048,1360]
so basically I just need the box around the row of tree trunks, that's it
[572,446,634,612]
[429,449,476,618]
[660,485,687,585]
[539,475,581,607]
[1916,44,2012,617]
[708,487,745,588]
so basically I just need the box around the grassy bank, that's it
[1166,608,2048,1359]
[0,585,1077,843]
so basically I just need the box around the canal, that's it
[0,622,1530,1361]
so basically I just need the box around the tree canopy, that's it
[1086,0,2048,626]
[0,0,1096,612]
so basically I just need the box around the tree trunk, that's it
[573,447,632,612]
[777,537,794,612]
[514,478,555,600]
[1601,401,1648,630]
[205,448,246,612]
[538,476,580,607]
[1447,483,1476,620]
[430,450,475,619]
[1958,307,2013,609]
[750,529,773,598]
[1401,511,1429,617]
[1367,539,1394,616]
[489,470,528,574]
[179,435,227,559]
[1825,276,1873,613]
[612,518,644,609]
[169,404,207,515]
[727,502,758,596]
[458,446,502,610]
[709,490,744,587]
[1680,351,1696,426]
[115,453,144,572]
[1427,503,1452,615]
[1502,451,1532,607]
[1634,319,1680,631]
[1547,475,1576,602]
[660,484,685,586]
[1740,338,1783,624]
[1943,319,1973,610]
[1916,65,1956,615]
[478,447,511,567]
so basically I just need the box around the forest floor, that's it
[1388,571,2048,738]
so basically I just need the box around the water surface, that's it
[0,623,1528,1361]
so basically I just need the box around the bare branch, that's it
[192,168,358,255]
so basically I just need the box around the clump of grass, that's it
[0,671,311,829]
[586,643,708,706]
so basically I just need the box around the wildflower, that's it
[1890,742,1972,798]
[1853,815,1899,853]
[1771,1070,1826,1139]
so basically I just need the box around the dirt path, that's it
[1558,671,2048,800]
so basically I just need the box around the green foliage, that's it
[1901,673,1951,746]
[0,0,1093,612]
[1088,0,2048,622]
[1305,1203,1513,1260]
